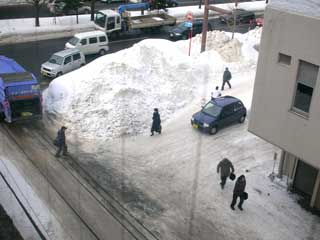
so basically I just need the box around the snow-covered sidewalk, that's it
[0,2,266,45]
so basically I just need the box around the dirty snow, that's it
[44,28,261,140]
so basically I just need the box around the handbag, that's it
[53,138,59,147]
[242,192,248,200]
[229,172,236,181]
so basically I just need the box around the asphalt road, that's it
[0,0,261,19]
[0,18,252,90]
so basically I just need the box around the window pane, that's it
[73,53,80,60]
[99,36,106,42]
[297,60,318,88]
[89,37,97,44]
[80,39,87,45]
[293,83,313,113]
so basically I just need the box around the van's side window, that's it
[64,56,71,65]
[89,37,97,44]
[99,36,106,42]
[73,53,81,61]
[80,39,87,45]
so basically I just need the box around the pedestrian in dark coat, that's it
[55,126,68,157]
[230,175,246,211]
[217,158,234,189]
[221,67,232,91]
[151,108,161,136]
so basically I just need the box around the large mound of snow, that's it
[43,29,262,140]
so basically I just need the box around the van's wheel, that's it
[99,49,106,56]
[210,126,218,135]
[56,72,62,77]
[239,115,246,123]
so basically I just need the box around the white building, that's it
[249,0,320,210]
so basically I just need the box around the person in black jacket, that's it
[222,67,232,91]
[151,108,161,136]
[55,126,68,157]
[230,175,246,211]
[217,158,234,189]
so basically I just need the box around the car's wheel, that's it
[182,34,188,40]
[173,3,177,7]
[210,126,218,135]
[239,115,246,123]
[56,72,62,77]
[84,9,90,14]
[99,49,106,56]
[81,63,85,67]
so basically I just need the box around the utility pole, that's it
[200,1,232,52]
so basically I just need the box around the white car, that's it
[41,49,86,78]
[65,31,109,56]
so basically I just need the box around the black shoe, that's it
[150,133,154,136]
[230,205,235,210]
[238,206,243,211]
[220,182,224,189]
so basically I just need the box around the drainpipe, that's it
[310,171,320,208]
[277,150,285,179]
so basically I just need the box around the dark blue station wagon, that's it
[191,96,247,135]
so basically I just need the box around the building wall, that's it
[248,6,320,169]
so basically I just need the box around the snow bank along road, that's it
[0,1,266,45]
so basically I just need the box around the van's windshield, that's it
[48,54,63,65]
[68,37,80,46]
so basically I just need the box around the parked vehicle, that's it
[100,0,124,3]
[94,6,176,40]
[169,20,212,41]
[191,96,247,135]
[165,0,178,7]
[65,31,110,56]
[41,49,86,78]
[219,9,255,25]
[48,0,91,15]
[0,56,42,123]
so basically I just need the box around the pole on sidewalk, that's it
[200,0,209,53]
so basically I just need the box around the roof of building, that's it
[269,0,320,19]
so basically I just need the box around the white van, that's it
[41,48,86,78]
[65,31,109,56]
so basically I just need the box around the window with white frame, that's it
[292,60,319,115]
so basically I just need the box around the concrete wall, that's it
[248,6,320,169]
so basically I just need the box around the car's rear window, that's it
[202,102,222,117]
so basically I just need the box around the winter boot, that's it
[238,205,243,211]
[230,205,235,210]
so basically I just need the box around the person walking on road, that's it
[222,67,232,91]
[230,175,246,211]
[211,86,222,100]
[55,126,68,157]
[217,158,234,189]
[151,108,161,136]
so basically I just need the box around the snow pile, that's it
[191,31,243,62]
[44,29,261,140]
